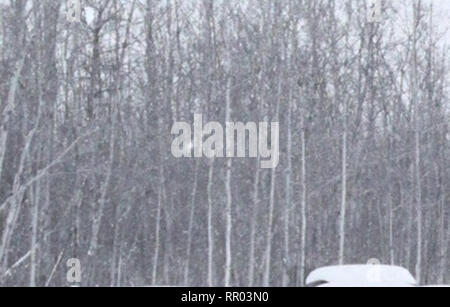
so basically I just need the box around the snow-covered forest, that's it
[0,0,449,286]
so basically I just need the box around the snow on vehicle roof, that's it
[306,265,417,287]
[317,281,416,287]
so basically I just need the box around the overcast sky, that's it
[0,0,448,44]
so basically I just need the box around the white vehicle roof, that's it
[306,265,417,287]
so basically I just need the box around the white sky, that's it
[396,0,450,44]
[0,0,448,44]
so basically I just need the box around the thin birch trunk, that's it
[412,0,423,284]
[248,48,265,287]
[152,165,163,285]
[338,103,347,265]
[0,54,26,183]
[224,75,233,287]
[29,171,40,287]
[248,156,260,286]
[184,161,199,286]
[282,88,292,287]
[388,193,395,265]
[437,166,446,284]
[263,78,281,287]
[299,110,307,286]
[207,159,215,287]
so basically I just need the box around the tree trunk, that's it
[263,78,281,287]
[412,0,423,284]
[184,161,199,285]
[207,159,215,287]
[224,75,233,287]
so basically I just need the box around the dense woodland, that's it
[0,0,448,286]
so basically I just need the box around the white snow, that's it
[317,281,416,288]
[306,265,417,287]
